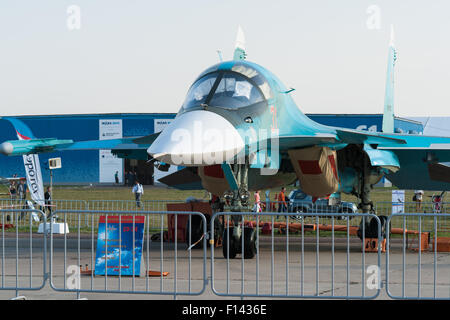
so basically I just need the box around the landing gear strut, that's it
[220,158,257,259]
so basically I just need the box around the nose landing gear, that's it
[220,159,258,259]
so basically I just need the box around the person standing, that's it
[130,171,136,186]
[277,187,288,218]
[17,179,27,201]
[414,190,424,211]
[253,190,261,213]
[9,181,17,200]
[125,171,129,186]
[132,181,144,208]
[17,180,28,219]
[44,186,52,218]
[265,190,270,213]
[7,181,17,222]
[114,171,119,184]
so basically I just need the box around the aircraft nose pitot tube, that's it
[147,110,245,166]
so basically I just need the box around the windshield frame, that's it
[182,70,267,111]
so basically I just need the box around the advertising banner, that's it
[22,154,45,207]
[392,190,405,214]
[95,215,145,276]
[99,119,123,183]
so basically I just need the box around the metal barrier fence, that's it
[0,206,450,300]
[0,209,47,299]
[0,199,188,230]
[377,201,450,235]
[48,210,208,299]
[259,200,358,227]
[0,198,88,228]
[386,212,450,300]
[86,200,185,229]
[210,211,382,299]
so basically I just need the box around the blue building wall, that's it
[0,114,175,184]
[0,113,422,184]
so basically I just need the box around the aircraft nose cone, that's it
[0,142,13,155]
[147,111,245,166]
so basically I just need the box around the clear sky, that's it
[1,0,450,117]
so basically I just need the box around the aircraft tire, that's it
[243,227,257,259]
[222,227,238,259]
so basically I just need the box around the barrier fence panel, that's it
[386,213,450,300]
[210,211,382,299]
[0,199,88,229]
[376,201,450,234]
[0,209,47,299]
[260,200,358,228]
[1,201,450,300]
[48,210,207,299]
[87,200,185,230]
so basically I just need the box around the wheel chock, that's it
[363,238,386,253]
[147,270,169,277]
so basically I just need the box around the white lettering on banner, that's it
[99,120,123,183]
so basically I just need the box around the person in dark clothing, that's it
[125,171,129,186]
[17,180,28,220]
[277,187,288,219]
[44,186,52,218]
[7,181,17,222]
[9,181,17,200]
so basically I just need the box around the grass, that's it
[1,184,448,236]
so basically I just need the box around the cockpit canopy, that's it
[182,62,273,111]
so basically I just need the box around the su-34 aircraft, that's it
[1,27,450,258]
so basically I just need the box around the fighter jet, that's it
[1,27,450,257]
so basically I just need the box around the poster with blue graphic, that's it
[95,216,145,276]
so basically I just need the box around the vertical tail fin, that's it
[382,25,397,133]
[3,117,37,140]
[3,117,45,206]
[233,25,247,60]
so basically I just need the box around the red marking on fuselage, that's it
[204,165,225,179]
[16,130,30,141]
[328,155,338,180]
[298,160,322,175]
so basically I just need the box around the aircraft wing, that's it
[376,134,450,190]
[276,129,407,150]
[277,130,450,191]
[0,134,159,159]
[0,117,159,159]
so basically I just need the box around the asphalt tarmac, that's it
[0,235,449,300]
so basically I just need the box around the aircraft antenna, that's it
[382,24,397,133]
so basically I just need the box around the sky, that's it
[1,0,450,117]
